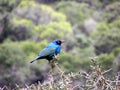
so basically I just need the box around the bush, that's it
[102,2,120,22]
[59,46,95,72]
[91,20,120,55]
[0,42,25,67]
[54,1,96,36]
[0,41,50,88]
[54,1,94,24]
[97,54,114,70]
[10,1,73,41]
[59,53,78,72]
[0,41,26,88]
[16,58,118,90]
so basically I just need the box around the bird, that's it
[30,40,64,63]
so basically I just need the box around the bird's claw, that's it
[54,55,57,59]
[53,55,59,61]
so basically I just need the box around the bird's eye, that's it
[56,40,61,45]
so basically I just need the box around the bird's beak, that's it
[61,40,65,43]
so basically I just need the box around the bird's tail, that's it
[30,57,40,63]
[30,59,36,63]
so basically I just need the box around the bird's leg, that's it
[53,54,59,62]
[48,59,55,69]
[54,55,57,59]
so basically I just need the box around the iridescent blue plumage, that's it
[30,40,64,63]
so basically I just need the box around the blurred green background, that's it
[0,0,120,88]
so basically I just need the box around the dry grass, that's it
[1,58,120,90]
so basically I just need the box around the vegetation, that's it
[0,0,120,89]
[1,58,119,90]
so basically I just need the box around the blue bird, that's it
[30,40,64,63]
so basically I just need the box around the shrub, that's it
[11,1,73,41]
[91,20,120,55]
[16,58,118,90]
[0,42,25,67]
[102,2,120,22]
[97,54,114,70]
[0,41,26,88]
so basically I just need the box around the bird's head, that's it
[52,40,64,45]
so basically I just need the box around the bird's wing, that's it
[39,47,56,57]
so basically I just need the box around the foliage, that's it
[0,0,21,42]
[0,40,50,88]
[0,41,25,67]
[59,53,78,72]
[0,0,20,13]
[54,1,94,24]
[0,0,120,89]
[53,1,97,51]
[102,2,120,22]
[97,54,114,70]
[54,1,95,36]
[91,20,120,55]
[58,45,95,73]
[10,1,73,42]
[0,41,26,88]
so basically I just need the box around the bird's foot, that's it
[54,55,57,58]
[53,55,59,61]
